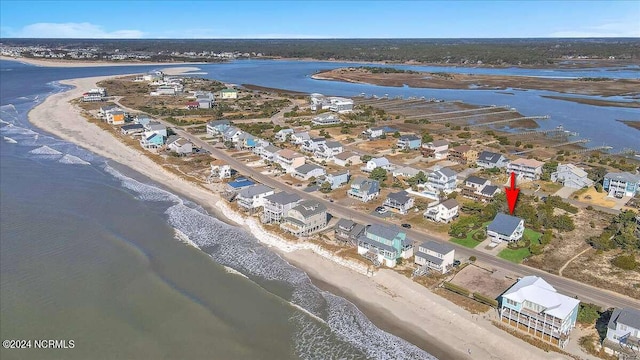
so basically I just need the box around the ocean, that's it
[0,61,435,359]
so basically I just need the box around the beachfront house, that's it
[275,149,306,173]
[293,164,326,181]
[364,157,393,172]
[312,113,341,126]
[507,158,545,181]
[139,133,164,150]
[603,172,640,198]
[222,126,244,143]
[133,115,153,126]
[334,219,366,245]
[280,200,327,237]
[421,140,449,160]
[424,198,459,223]
[290,131,311,145]
[99,105,120,118]
[210,160,232,181]
[333,151,361,167]
[144,121,168,139]
[106,110,126,125]
[347,177,380,202]
[225,178,255,193]
[275,128,294,142]
[500,276,580,348]
[318,170,350,190]
[414,241,455,274]
[426,167,457,193]
[448,145,478,165]
[309,94,353,113]
[236,184,275,212]
[383,190,415,215]
[314,141,343,161]
[605,307,640,355]
[236,133,257,151]
[551,164,594,189]
[82,87,106,102]
[219,88,238,99]
[261,192,302,224]
[154,85,177,96]
[357,224,414,268]
[487,213,525,243]
[120,124,144,135]
[396,134,422,150]
[166,136,193,155]
[476,151,509,169]
[206,120,231,137]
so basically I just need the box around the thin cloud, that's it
[549,20,640,37]
[6,22,144,38]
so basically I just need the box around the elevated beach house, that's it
[448,145,478,165]
[210,160,232,181]
[347,177,380,202]
[333,151,361,167]
[206,120,231,137]
[550,163,594,189]
[293,164,326,181]
[314,141,343,161]
[275,128,294,142]
[236,184,275,212]
[364,157,393,172]
[290,131,311,145]
[280,200,327,237]
[487,213,525,243]
[396,134,422,150]
[500,276,580,348]
[334,219,366,245]
[424,198,459,223]
[275,149,306,173]
[261,191,302,224]
[461,176,500,202]
[421,139,449,160]
[166,136,193,155]
[507,158,545,181]
[605,307,640,355]
[476,150,509,169]
[357,224,414,268]
[312,112,341,125]
[383,190,415,215]
[426,167,457,194]
[318,170,350,190]
[301,137,326,153]
[603,172,640,198]
[106,110,126,125]
[414,241,455,274]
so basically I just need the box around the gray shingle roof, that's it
[465,176,488,185]
[481,185,499,196]
[264,191,301,205]
[295,163,323,175]
[605,172,640,183]
[609,308,640,330]
[238,184,273,198]
[415,251,444,265]
[292,200,326,218]
[488,213,523,236]
[387,190,411,204]
[336,218,355,230]
[263,145,281,153]
[399,134,421,141]
[478,151,504,164]
[436,167,457,178]
[420,240,454,255]
[358,236,396,253]
[440,198,459,210]
[367,224,403,241]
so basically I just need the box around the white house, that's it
[424,198,459,223]
[219,88,238,99]
[414,241,455,274]
[301,137,327,153]
[487,213,525,243]
[275,128,294,142]
[551,163,594,189]
[392,166,422,179]
[427,167,457,193]
[421,140,449,160]
[290,131,311,145]
[605,307,640,355]
[236,184,275,212]
[314,141,343,160]
[210,160,232,180]
[167,136,193,155]
[293,164,326,180]
[312,113,341,125]
[507,158,545,181]
[275,149,306,173]
[364,157,393,172]
[333,151,362,167]
[477,151,509,169]
[383,191,415,215]
[206,120,231,137]
[348,177,380,202]
[603,172,640,198]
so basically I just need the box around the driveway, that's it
[553,186,577,199]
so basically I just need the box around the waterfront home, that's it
[225,178,255,192]
[314,141,343,160]
[309,94,353,113]
[134,115,154,126]
[476,150,509,169]
[144,121,167,138]
[427,167,457,194]
[293,163,326,180]
[99,105,120,118]
[301,137,327,153]
[363,126,397,139]
[364,157,392,172]
[206,120,231,137]
[275,128,294,142]
[252,139,272,155]
[605,307,640,355]
[257,144,282,162]
[500,276,579,348]
[396,134,422,150]
[487,213,525,243]
[261,192,302,224]
[275,149,306,173]
[333,151,361,167]
[106,110,126,125]
[357,224,414,268]
[421,139,449,160]
[603,172,640,198]
[120,124,144,135]
[392,166,422,179]
[383,190,415,215]
[318,170,350,189]
[312,113,341,125]
[139,133,164,150]
[236,184,275,212]
[414,241,455,274]
[281,200,327,237]
[551,163,594,189]
[334,219,366,244]
[448,145,478,165]
[166,136,193,155]
[195,91,215,108]
[210,160,232,180]
[461,176,500,202]
[507,158,545,181]
[82,87,106,102]
[290,131,311,145]
[347,177,380,202]
[219,88,238,99]
[154,85,177,96]
[309,93,327,111]
[424,198,459,223]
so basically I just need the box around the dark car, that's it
[375,206,385,212]
[401,223,411,229]
[453,260,461,267]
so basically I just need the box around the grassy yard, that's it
[497,229,542,263]
[449,221,491,248]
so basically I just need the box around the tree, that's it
[577,303,602,324]
[360,154,372,162]
[319,181,332,193]
[369,167,387,182]
[612,254,637,270]
[421,132,433,143]
[392,131,401,138]
[406,171,427,187]
[308,176,316,184]
[541,161,558,181]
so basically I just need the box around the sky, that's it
[1,0,639,39]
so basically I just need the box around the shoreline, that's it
[25,69,570,360]
[0,55,208,68]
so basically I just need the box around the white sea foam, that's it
[223,265,249,279]
[3,136,17,144]
[58,154,91,165]
[29,145,62,155]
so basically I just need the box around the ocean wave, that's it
[3,136,17,144]
[28,145,62,155]
[58,154,91,165]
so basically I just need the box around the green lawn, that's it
[497,229,542,263]
[449,222,491,249]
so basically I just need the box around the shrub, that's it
[530,243,543,255]
[443,282,470,297]
[469,256,476,262]
[577,303,601,325]
[473,293,499,308]
[612,254,637,270]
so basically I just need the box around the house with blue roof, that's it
[487,213,525,243]
[225,178,255,192]
[139,133,164,150]
[357,224,414,267]
[206,120,231,137]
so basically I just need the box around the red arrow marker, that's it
[505,172,520,215]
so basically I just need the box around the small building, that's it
[347,177,380,202]
[448,145,478,165]
[363,126,396,139]
[424,198,459,223]
[312,113,341,126]
[314,141,343,160]
[186,101,200,110]
[357,224,414,268]
[290,131,311,145]
[106,110,126,125]
[334,219,366,244]
[281,200,327,237]
[414,241,455,274]
[603,172,640,198]
[120,124,144,135]
[550,163,594,189]
[155,85,177,96]
[392,166,422,179]
[275,128,294,142]
[275,149,306,173]
[364,157,393,172]
[219,88,238,99]
[605,307,640,355]
[206,120,231,137]
[319,170,350,189]
[396,134,422,150]
[383,190,415,215]
[166,136,193,155]
[421,140,449,160]
[427,167,457,193]
[261,192,302,224]
[487,213,525,243]
[507,158,545,181]
[461,176,500,202]
[333,151,361,167]
[476,151,509,169]
[210,160,232,180]
[293,163,326,180]
[225,178,255,193]
[236,184,275,212]
[500,276,580,348]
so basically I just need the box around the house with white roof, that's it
[500,276,580,348]
[206,120,231,137]
[392,166,422,179]
[605,307,640,355]
[275,128,294,142]
[301,137,327,153]
[314,141,343,160]
[424,198,459,223]
[487,213,525,243]
[236,184,275,212]
[312,113,341,125]
[364,157,393,172]
[551,163,594,189]
[414,241,455,274]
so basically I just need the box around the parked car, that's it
[376,207,388,214]
[453,260,461,267]
[401,223,411,229]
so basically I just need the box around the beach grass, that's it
[497,229,542,263]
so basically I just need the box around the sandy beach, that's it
[25,68,574,360]
[0,55,206,68]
